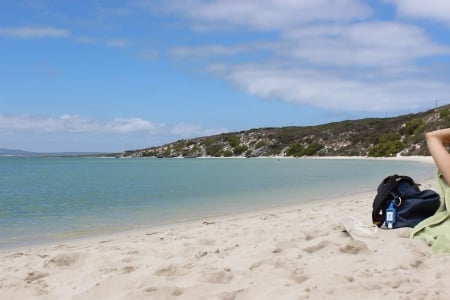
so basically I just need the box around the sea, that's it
[0,157,437,249]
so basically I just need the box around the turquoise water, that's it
[0,157,436,249]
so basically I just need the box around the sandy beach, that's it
[1,156,448,300]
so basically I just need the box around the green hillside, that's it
[120,104,450,158]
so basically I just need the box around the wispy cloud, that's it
[0,27,70,38]
[97,6,132,18]
[281,22,450,67]
[156,0,450,113]
[170,123,226,138]
[159,0,371,30]
[75,36,97,44]
[209,63,450,112]
[170,45,249,59]
[387,0,450,24]
[137,49,159,61]
[0,114,163,134]
[106,38,130,48]
[0,114,225,139]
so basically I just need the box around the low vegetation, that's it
[120,105,450,158]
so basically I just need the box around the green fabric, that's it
[411,174,450,255]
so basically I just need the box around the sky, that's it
[2,0,450,152]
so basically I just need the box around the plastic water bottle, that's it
[385,200,396,229]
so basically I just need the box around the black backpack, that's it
[372,174,440,228]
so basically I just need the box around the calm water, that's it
[0,157,436,249]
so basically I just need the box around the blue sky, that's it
[2,0,450,152]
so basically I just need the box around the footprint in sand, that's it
[6,252,26,258]
[339,240,369,254]
[408,259,424,269]
[45,253,80,267]
[249,258,287,271]
[249,260,263,271]
[202,269,234,284]
[154,264,187,277]
[144,286,184,297]
[25,271,48,282]
[198,238,215,246]
[303,240,331,253]
[218,289,244,300]
[303,230,328,241]
[196,250,208,258]
[172,287,184,296]
[290,270,309,284]
[122,265,138,274]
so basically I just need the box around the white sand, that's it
[1,156,448,300]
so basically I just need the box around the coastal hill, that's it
[120,104,450,158]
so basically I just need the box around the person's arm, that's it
[426,129,450,185]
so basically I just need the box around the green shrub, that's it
[403,118,425,136]
[368,132,403,157]
[223,150,234,157]
[304,141,323,156]
[142,150,157,157]
[163,147,172,157]
[233,144,248,156]
[286,143,305,157]
[440,109,450,119]
[206,144,222,157]
[226,135,241,147]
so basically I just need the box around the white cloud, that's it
[106,39,130,48]
[387,0,450,24]
[171,123,203,137]
[170,44,249,59]
[104,118,163,133]
[170,20,450,68]
[171,123,227,138]
[0,27,70,38]
[76,36,97,44]
[281,22,450,66]
[210,63,450,112]
[159,0,371,31]
[97,6,131,18]
[0,114,226,140]
[157,0,450,114]
[0,114,164,134]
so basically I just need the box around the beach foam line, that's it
[1,176,448,299]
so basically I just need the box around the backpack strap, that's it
[372,175,417,227]
[372,175,400,226]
